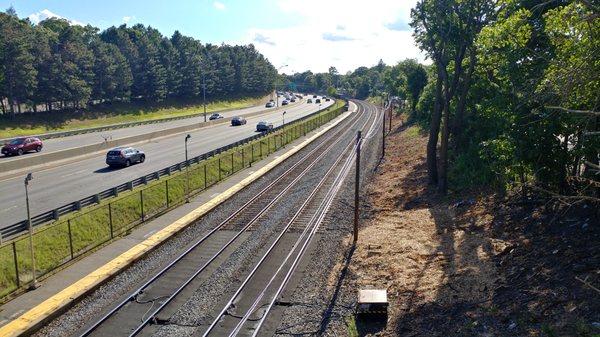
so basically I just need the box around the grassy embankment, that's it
[0,95,269,139]
[0,100,345,300]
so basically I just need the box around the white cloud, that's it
[213,1,226,10]
[28,9,85,26]
[241,0,426,73]
[122,16,132,24]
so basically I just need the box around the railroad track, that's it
[74,102,372,337]
[204,100,382,337]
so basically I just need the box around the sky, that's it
[1,0,426,74]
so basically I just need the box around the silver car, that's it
[106,147,145,167]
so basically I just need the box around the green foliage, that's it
[0,11,276,114]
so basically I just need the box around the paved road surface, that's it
[0,99,293,164]
[0,99,334,229]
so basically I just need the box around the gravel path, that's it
[33,107,367,337]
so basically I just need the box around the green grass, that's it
[0,95,267,139]
[0,100,346,300]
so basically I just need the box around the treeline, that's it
[0,8,276,115]
[291,0,599,199]
[410,0,599,198]
[284,59,428,117]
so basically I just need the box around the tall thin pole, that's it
[354,131,361,243]
[203,74,207,123]
[389,101,392,133]
[382,106,386,158]
[25,175,38,289]
[185,135,191,203]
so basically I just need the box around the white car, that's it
[265,101,275,108]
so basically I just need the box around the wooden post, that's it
[354,131,362,243]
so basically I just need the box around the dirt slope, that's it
[327,116,599,337]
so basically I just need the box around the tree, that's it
[400,59,428,114]
[0,12,38,114]
[411,0,498,193]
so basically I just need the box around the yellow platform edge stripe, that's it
[0,102,356,337]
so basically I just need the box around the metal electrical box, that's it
[356,289,388,316]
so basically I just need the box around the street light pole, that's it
[24,173,38,289]
[203,73,207,123]
[275,64,288,107]
[185,134,191,203]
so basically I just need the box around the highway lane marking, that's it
[0,205,18,214]
[60,169,87,178]
[0,104,352,337]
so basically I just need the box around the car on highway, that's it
[106,147,145,167]
[2,137,43,156]
[325,98,331,101]
[290,97,296,102]
[282,100,289,105]
[316,98,322,103]
[256,121,274,132]
[209,113,223,120]
[307,98,313,103]
[231,116,247,126]
[313,95,317,98]
[265,101,275,108]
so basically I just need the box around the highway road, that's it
[0,98,289,163]
[0,98,334,229]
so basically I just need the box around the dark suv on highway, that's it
[2,137,43,156]
[256,121,274,132]
[231,116,247,126]
[106,147,145,167]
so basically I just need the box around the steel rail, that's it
[78,103,361,337]
[200,104,373,337]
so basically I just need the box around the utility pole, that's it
[185,134,191,203]
[382,106,386,159]
[24,173,39,289]
[389,101,392,133]
[354,131,362,243]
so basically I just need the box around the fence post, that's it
[166,180,170,208]
[108,203,114,239]
[218,157,222,181]
[12,242,20,287]
[260,140,263,158]
[140,190,145,221]
[251,143,255,166]
[67,219,74,259]
[204,164,208,189]
[242,147,245,168]
[231,152,234,175]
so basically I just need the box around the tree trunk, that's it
[427,76,443,185]
[438,95,450,194]
[453,49,476,149]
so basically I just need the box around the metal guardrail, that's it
[0,97,270,144]
[0,102,347,240]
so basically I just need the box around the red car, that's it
[2,137,43,156]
